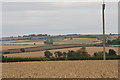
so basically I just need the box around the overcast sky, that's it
[2,2,118,37]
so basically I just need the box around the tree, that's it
[108,49,117,56]
[109,33,112,35]
[64,37,67,39]
[81,51,88,57]
[34,43,36,45]
[54,52,58,57]
[29,34,36,37]
[63,52,67,57]
[67,50,78,58]
[2,56,7,58]
[44,51,53,58]
[70,38,73,40]
[54,51,63,57]
[80,47,87,52]
[93,51,108,57]
[3,52,10,54]
[20,48,25,52]
[63,52,67,60]
[44,39,53,45]
[2,56,4,58]
[94,52,97,56]
[107,40,112,45]
[76,47,89,57]
[107,38,120,45]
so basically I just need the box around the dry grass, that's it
[2,60,118,78]
[4,47,119,58]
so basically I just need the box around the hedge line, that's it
[2,56,120,62]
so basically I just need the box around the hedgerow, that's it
[2,55,120,62]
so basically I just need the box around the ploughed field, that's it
[4,47,119,58]
[2,60,118,78]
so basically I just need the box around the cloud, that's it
[2,2,118,37]
[2,0,119,2]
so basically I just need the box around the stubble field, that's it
[2,60,118,78]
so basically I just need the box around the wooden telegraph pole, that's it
[102,0,106,60]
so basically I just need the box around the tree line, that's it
[22,34,50,37]
[44,47,117,59]
[2,47,119,62]
[107,38,120,45]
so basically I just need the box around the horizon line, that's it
[2,33,118,38]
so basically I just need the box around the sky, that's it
[2,2,118,37]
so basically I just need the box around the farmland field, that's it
[2,40,31,43]
[1,45,37,52]
[2,41,44,46]
[2,37,103,54]
[2,38,101,47]
[2,60,118,78]
[54,38,101,45]
[2,36,119,78]
[4,47,119,58]
[1,40,45,52]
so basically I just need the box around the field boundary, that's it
[2,56,120,62]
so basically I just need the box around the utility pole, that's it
[102,0,106,60]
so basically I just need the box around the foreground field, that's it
[4,47,119,58]
[2,60,118,78]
